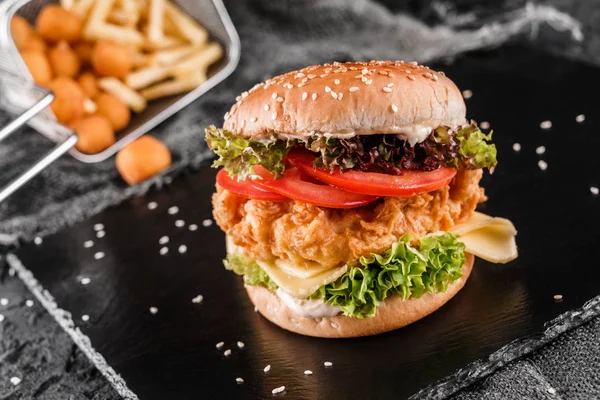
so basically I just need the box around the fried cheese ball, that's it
[96,92,131,130]
[71,114,115,154]
[91,41,133,79]
[36,5,83,43]
[48,77,85,123]
[115,136,172,184]
[78,72,99,99]
[49,42,81,78]
[10,16,32,50]
[21,50,53,86]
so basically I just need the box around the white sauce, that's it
[276,289,341,318]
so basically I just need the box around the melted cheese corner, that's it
[450,212,518,264]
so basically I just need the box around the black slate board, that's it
[9,46,600,399]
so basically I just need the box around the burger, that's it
[206,61,518,338]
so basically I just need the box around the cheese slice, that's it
[450,212,518,264]
[274,258,337,279]
[257,259,348,299]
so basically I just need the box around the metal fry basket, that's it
[0,0,240,203]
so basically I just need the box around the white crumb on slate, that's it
[149,307,158,314]
[264,365,271,373]
[191,295,204,304]
[188,224,198,231]
[462,89,472,99]
[94,223,104,231]
[590,187,599,195]
[324,361,333,367]
[540,120,552,129]
[34,237,43,245]
[304,370,313,375]
[94,252,105,260]
[548,387,557,394]
[178,245,187,254]
[1,298,8,306]
[0,314,4,322]
[175,220,185,228]
[513,143,521,152]
[167,206,179,215]
[554,294,563,301]
[82,315,90,322]
[576,114,585,123]
[159,246,169,255]
[96,230,106,239]
[479,121,490,130]
[202,219,213,227]
[236,377,244,384]
[25,300,34,307]
[538,160,548,171]
[147,201,158,210]
[81,277,91,285]
[216,341,224,349]
[535,146,546,155]
[9,377,21,386]
[272,386,286,395]
[237,341,245,349]
[83,240,94,248]
[224,349,232,356]
[159,236,169,245]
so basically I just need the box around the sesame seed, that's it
[159,236,169,245]
[25,300,34,307]
[96,230,105,239]
[224,112,230,120]
[354,74,362,79]
[590,187,599,195]
[312,93,317,100]
[264,104,270,111]
[9,377,21,386]
[237,341,245,349]
[407,75,416,81]
[285,83,294,89]
[361,68,368,74]
[160,247,168,255]
[82,314,90,322]
[382,87,392,93]
[167,206,179,215]
[202,219,213,227]
[536,146,546,155]
[307,74,317,79]
[424,72,432,79]
[147,202,157,211]
[432,74,439,81]
[0,315,4,322]
[236,377,244,384]
[576,114,585,123]
[334,79,340,85]
[149,307,158,314]
[513,143,521,152]
[264,365,271,373]
[538,160,548,171]
[240,120,246,128]
[250,117,257,123]
[304,370,313,375]
[365,79,373,85]
[386,83,394,87]
[224,349,232,356]
[548,387,557,394]
[94,223,104,231]
[540,120,552,129]
[191,295,204,304]
[271,112,277,120]
[330,91,338,99]
[462,90,473,99]
[553,294,563,301]
[216,341,224,349]
[297,83,305,87]
[34,237,42,245]
[175,220,185,228]
[83,240,94,248]
[81,277,91,285]
[235,95,241,102]
[324,361,333,367]
[480,121,490,130]
[391,104,398,113]
[241,91,249,98]
[271,93,277,99]
[1,298,8,306]
[94,252,105,260]
[349,86,359,92]
[320,74,328,78]
[325,86,331,93]
[272,386,286,395]
[276,97,284,103]
[301,92,308,101]
[338,93,343,100]
[178,245,187,254]
[330,322,339,328]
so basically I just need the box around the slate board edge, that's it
[412,294,600,400]
[5,253,140,400]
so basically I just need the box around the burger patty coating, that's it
[213,169,485,270]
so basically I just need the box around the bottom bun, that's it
[246,253,474,338]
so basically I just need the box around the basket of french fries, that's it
[0,0,239,201]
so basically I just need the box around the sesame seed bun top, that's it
[223,61,467,143]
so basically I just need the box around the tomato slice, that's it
[287,150,457,197]
[216,169,289,202]
[252,166,379,209]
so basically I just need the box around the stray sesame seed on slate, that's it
[462,90,473,99]
[538,160,548,171]
[10,377,21,386]
[149,307,158,314]
[480,121,490,130]
[324,361,333,367]
[94,252,105,260]
[159,236,169,245]
[192,295,204,304]
[236,377,244,384]
[540,120,552,129]
[160,247,169,255]
[216,341,224,349]
[1,298,8,306]
[224,349,232,356]
[82,315,90,321]
[576,114,585,123]
[167,206,179,215]
[536,146,546,155]
[94,223,104,231]
[272,386,286,395]
[147,201,158,210]
[96,230,105,238]
[513,143,521,152]
[34,237,43,245]
[590,187,599,195]
[0,315,4,322]
[26,300,34,307]
[202,219,213,227]
[83,240,94,248]
[554,294,563,301]
[178,245,187,254]
[175,220,185,227]
[237,341,245,349]
[264,365,271,373]
[304,370,313,375]
[81,277,91,285]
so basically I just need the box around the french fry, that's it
[84,98,97,114]
[131,50,151,68]
[147,0,165,44]
[126,66,170,90]
[163,1,208,45]
[163,13,186,41]
[60,0,75,10]
[171,42,223,78]
[142,35,185,50]
[153,45,203,66]
[88,24,145,47]
[108,9,136,26]
[84,0,115,38]
[120,0,140,27]
[98,77,147,112]
[140,72,206,101]
[72,0,95,19]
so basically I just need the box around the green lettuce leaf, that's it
[310,232,465,318]
[205,126,290,180]
[223,252,278,291]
